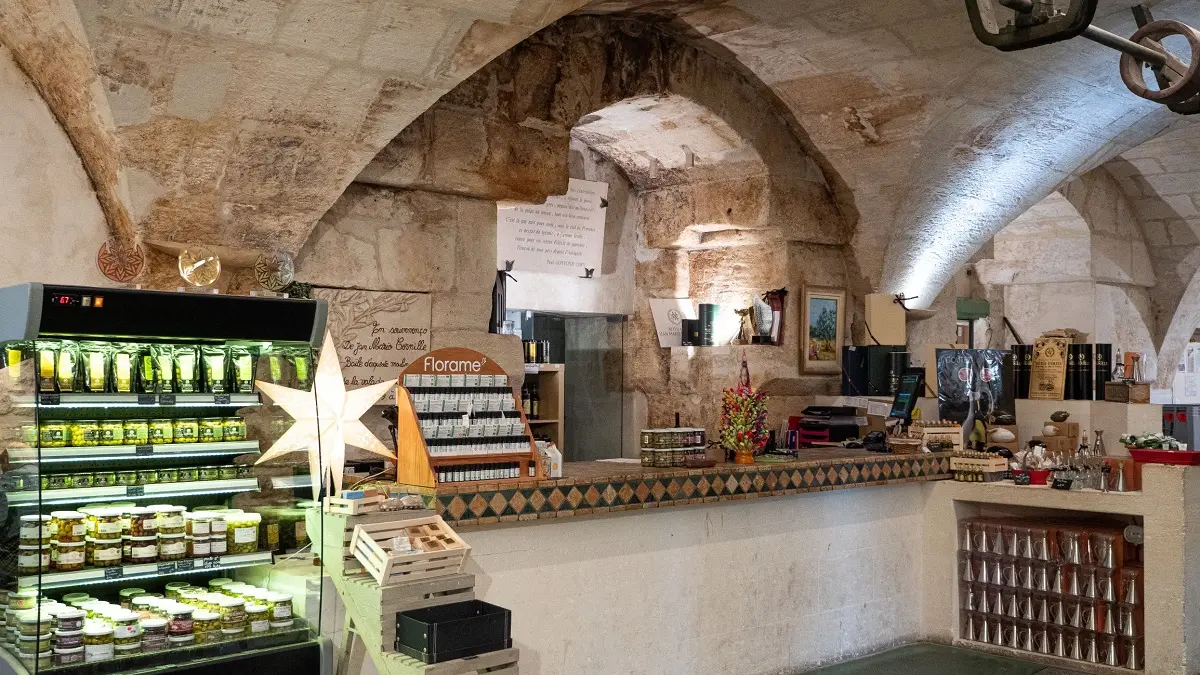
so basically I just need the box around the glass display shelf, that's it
[12,393,261,408]
[16,552,275,590]
[7,478,260,506]
[8,441,261,464]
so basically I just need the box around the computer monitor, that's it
[889,368,926,424]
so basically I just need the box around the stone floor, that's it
[804,643,1088,675]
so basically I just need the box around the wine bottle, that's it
[530,380,540,419]
[521,382,532,416]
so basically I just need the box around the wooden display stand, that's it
[524,363,564,454]
[313,509,519,675]
[395,348,543,490]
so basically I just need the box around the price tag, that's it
[157,562,176,575]
[38,393,60,406]
[159,394,176,406]
[203,557,221,569]
[214,394,231,405]
[135,445,154,456]
[1012,473,1032,486]
[1051,477,1073,490]
[137,394,156,405]
[103,567,123,580]
[524,364,539,375]
[126,485,145,497]
[176,559,195,572]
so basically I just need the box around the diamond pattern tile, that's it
[635,482,651,502]
[509,490,528,514]
[650,481,666,501]
[489,493,508,516]
[618,483,634,504]
[547,488,566,510]
[567,487,584,508]
[469,494,489,518]
[585,485,601,506]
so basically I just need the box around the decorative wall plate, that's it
[254,250,295,291]
[178,247,221,287]
[96,237,146,283]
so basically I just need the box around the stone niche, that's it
[299,14,859,454]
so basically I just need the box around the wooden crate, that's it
[326,495,385,515]
[383,647,519,675]
[340,573,476,655]
[351,515,470,586]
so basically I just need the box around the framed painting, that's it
[801,287,845,374]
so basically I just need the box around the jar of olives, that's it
[207,578,232,590]
[116,470,138,486]
[126,507,157,537]
[45,474,68,490]
[39,422,67,448]
[216,598,245,636]
[98,420,125,446]
[246,604,269,634]
[90,538,122,567]
[173,419,199,443]
[264,593,293,628]
[17,633,51,656]
[218,465,238,480]
[17,545,49,575]
[83,624,114,662]
[226,513,261,554]
[20,651,52,670]
[54,609,84,633]
[154,506,186,534]
[90,508,124,538]
[199,418,225,443]
[54,646,84,666]
[17,611,51,637]
[118,589,146,609]
[148,419,173,444]
[54,541,86,571]
[136,469,159,485]
[158,467,179,483]
[193,610,220,643]
[164,582,190,600]
[185,512,211,536]
[186,536,210,558]
[198,466,221,481]
[123,419,149,445]
[158,533,186,561]
[223,417,246,442]
[70,472,94,488]
[19,515,50,545]
[70,420,100,447]
[124,536,157,564]
[93,470,117,487]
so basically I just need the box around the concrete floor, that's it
[804,644,1088,675]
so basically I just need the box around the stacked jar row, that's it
[35,416,247,448]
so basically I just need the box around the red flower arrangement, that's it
[720,362,768,463]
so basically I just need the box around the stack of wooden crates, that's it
[310,508,519,675]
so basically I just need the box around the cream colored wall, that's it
[326,484,925,675]
[0,45,109,287]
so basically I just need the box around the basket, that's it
[350,515,471,586]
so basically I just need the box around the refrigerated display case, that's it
[0,284,330,675]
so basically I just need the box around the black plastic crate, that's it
[395,600,512,664]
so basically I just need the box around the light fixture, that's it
[254,331,397,500]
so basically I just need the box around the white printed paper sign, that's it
[649,298,696,348]
[312,288,432,403]
[497,178,608,275]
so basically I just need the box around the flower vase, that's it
[733,442,756,465]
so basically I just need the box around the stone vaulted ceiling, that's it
[5,0,1200,303]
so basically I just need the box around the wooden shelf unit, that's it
[525,363,565,455]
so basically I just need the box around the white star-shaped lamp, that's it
[254,332,397,500]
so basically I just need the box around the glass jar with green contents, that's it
[223,417,246,442]
[70,473,94,489]
[39,422,67,448]
[136,469,158,485]
[246,604,269,634]
[164,582,190,600]
[158,468,178,483]
[92,471,117,488]
[83,624,114,662]
[218,466,238,480]
[53,541,86,571]
[115,470,138,486]
[16,546,49,575]
[198,466,221,481]
[118,589,146,609]
[19,515,50,546]
[70,420,99,447]
[177,467,199,482]
[90,538,122,567]
[173,419,199,443]
[17,611,51,638]
[199,418,225,443]
[148,419,173,444]
[17,633,51,656]
[158,534,185,561]
[192,610,220,643]
[216,598,245,636]
[154,506,185,534]
[98,420,124,446]
[264,593,293,629]
[123,419,149,446]
[46,474,68,490]
[111,610,139,643]
[226,513,260,555]
[207,578,233,590]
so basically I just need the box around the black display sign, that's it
[135,445,154,456]
[1051,477,1073,490]
[214,394,231,405]
[126,485,145,497]
[104,567,123,580]
[159,394,176,406]
[138,394,156,405]
[39,393,60,406]
[176,559,195,572]
[203,557,221,569]
[1013,473,1032,486]
[157,562,176,575]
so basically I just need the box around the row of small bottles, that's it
[521,380,540,419]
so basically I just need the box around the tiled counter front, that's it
[435,449,952,526]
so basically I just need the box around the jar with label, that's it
[216,598,245,635]
[198,465,221,481]
[199,418,225,443]
[55,644,85,666]
[46,473,69,489]
[54,541,86,571]
[176,466,199,482]
[158,533,186,561]
[20,651,51,670]
[52,512,87,543]
[192,610,220,644]
[40,422,68,448]
[130,598,154,620]
[91,508,124,538]
[98,420,124,446]
[154,506,185,534]
[83,624,114,662]
[167,605,193,637]
[136,469,159,485]
[17,611,51,638]
[216,466,237,481]
[71,472,95,488]
[90,538,122,567]
[54,609,84,633]
[184,512,211,537]
[185,536,210,558]
[209,536,228,556]
[207,578,232,590]
[245,604,269,634]
[226,513,260,554]
[236,464,254,479]
[148,419,173,444]
[17,632,51,655]
[93,470,117,488]
[264,592,293,629]
[123,419,149,446]
[116,470,138,486]
[8,592,37,612]
[158,467,179,483]
[17,545,49,575]
[117,589,145,609]
[69,420,99,447]
[164,582,190,599]
[126,507,157,537]
[111,609,139,639]
[54,628,84,649]
[123,536,157,564]
[173,419,199,443]
[19,515,50,545]
[223,417,246,442]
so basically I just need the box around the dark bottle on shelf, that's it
[521,382,532,416]
[530,380,540,419]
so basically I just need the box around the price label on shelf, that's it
[135,445,154,456]
[39,393,60,406]
[214,394,231,405]
[159,394,176,406]
[176,559,195,572]
[126,485,145,497]
[137,394,156,405]
[203,557,221,569]
[157,562,176,575]
[103,567,123,580]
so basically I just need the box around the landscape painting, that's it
[801,287,845,374]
